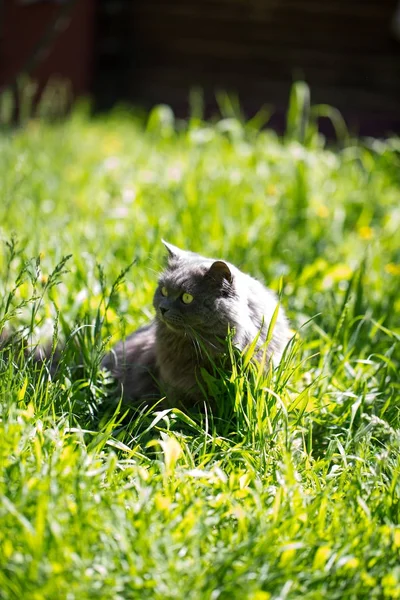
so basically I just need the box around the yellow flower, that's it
[250,592,271,600]
[313,545,331,569]
[279,547,296,566]
[105,307,118,323]
[358,226,374,240]
[345,557,360,570]
[382,571,399,596]
[316,204,329,218]
[2,539,13,558]
[154,492,171,511]
[385,263,400,276]
[329,264,352,280]
[394,528,400,548]
[360,571,377,587]
[322,264,352,289]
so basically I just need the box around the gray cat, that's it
[102,241,290,407]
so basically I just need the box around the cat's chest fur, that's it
[155,323,210,394]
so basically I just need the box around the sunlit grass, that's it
[0,88,399,599]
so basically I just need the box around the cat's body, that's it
[102,242,290,406]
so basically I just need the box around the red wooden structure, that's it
[1,0,399,135]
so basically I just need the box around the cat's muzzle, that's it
[157,311,185,332]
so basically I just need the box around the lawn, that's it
[0,89,399,599]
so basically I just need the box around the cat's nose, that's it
[160,307,168,316]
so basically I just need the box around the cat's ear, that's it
[207,261,233,284]
[162,240,185,259]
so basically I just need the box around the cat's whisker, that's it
[187,334,199,362]
[195,338,203,362]
[193,340,201,364]
[184,326,203,363]
[190,327,220,353]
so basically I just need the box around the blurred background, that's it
[1,0,400,136]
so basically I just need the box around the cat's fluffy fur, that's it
[102,242,290,406]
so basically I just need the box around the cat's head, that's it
[153,241,235,337]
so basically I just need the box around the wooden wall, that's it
[2,1,399,135]
[95,0,400,135]
[1,0,95,98]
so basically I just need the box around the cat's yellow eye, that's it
[161,286,168,297]
[182,292,194,304]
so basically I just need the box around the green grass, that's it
[0,89,399,599]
